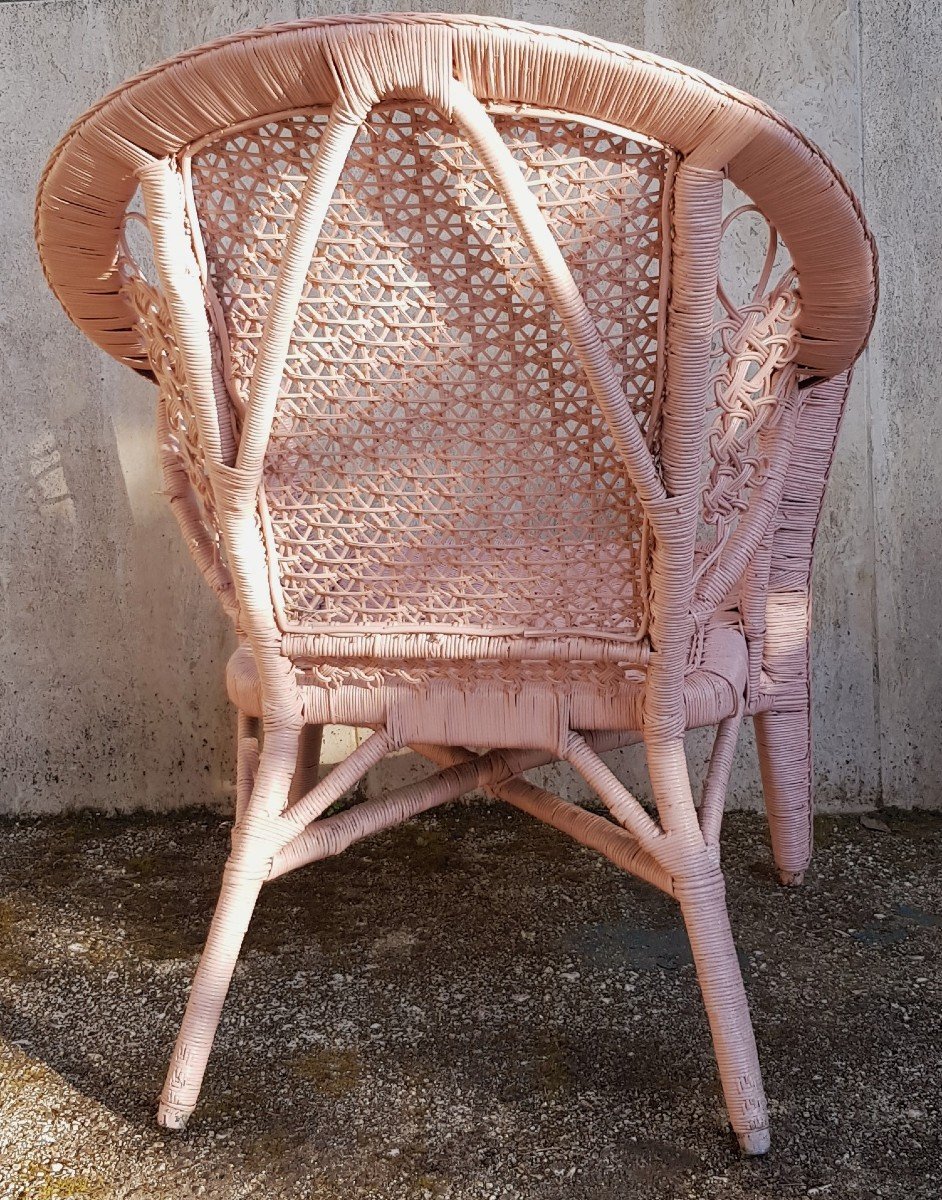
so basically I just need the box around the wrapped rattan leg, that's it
[677,866,770,1155]
[643,739,768,1153]
[699,712,741,846]
[159,725,393,1128]
[754,700,812,886]
[752,374,854,886]
[288,723,323,804]
[234,710,260,833]
[157,847,267,1128]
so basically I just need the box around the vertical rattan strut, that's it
[35,13,877,1155]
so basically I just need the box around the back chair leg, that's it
[288,723,323,804]
[234,710,260,834]
[566,734,769,1151]
[159,725,299,1128]
[754,699,813,886]
[158,724,391,1128]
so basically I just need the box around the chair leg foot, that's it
[157,1100,192,1130]
[737,1127,771,1156]
[677,867,770,1155]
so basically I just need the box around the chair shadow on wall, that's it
[6,370,235,817]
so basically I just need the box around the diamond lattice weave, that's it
[191,105,668,638]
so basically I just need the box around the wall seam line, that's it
[855,0,884,808]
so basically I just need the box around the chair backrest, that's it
[36,15,877,703]
[188,103,668,643]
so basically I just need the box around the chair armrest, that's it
[753,370,853,713]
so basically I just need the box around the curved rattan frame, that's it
[36,12,876,378]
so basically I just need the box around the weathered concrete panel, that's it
[861,0,942,806]
[0,1,296,814]
[0,0,926,812]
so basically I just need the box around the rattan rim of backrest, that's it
[35,12,877,380]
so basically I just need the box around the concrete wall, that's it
[0,0,937,814]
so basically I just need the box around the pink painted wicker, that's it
[35,14,876,1154]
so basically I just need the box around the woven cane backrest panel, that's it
[190,104,668,638]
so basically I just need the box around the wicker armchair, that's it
[35,14,876,1154]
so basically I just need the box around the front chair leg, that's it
[644,738,769,1153]
[677,865,769,1154]
[158,848,268,1128]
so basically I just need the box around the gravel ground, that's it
[0,802,939,1199]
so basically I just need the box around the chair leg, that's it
[288,723,323,804]
[159,723,302,1128]
[676,865,770,1154]
[754,700,813,886]
[643,738,769,1154]
[159,724,392,1128]
[234,710,260,833]
[157,847,267,1128]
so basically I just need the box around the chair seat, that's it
[227,616,747,748]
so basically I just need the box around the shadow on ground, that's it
[0,804,939,1198]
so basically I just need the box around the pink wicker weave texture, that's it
[34,13,876,1158]
[190,106,666,639]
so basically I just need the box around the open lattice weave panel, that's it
[123,272,223,543]
[190,104,670,638]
